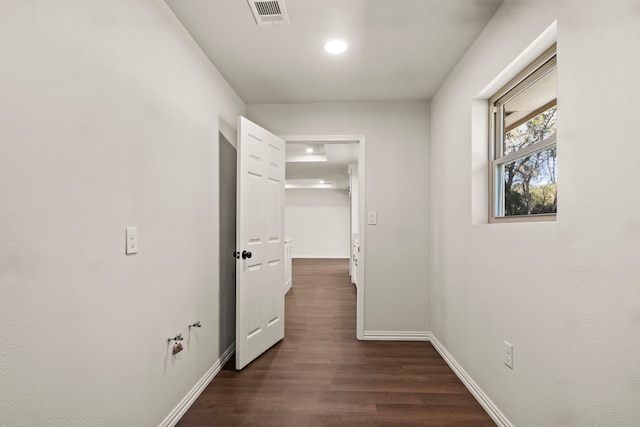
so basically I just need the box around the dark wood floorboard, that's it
[177,258,495,426]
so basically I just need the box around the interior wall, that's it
[248,102,430,334]
[285,189,350,259]
[350,166,359,235]
[218,134,237,357]
[430,1,640,425]
[0,1,244,425]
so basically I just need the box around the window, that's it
[490,45,557,222]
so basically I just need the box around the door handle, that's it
[242,250,252,259]
[233,251,240,259]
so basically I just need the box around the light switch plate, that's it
[368,211,377,225]
[126,227,138,255]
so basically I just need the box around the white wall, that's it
[430,1,640,425]
[0,1,244,426]
[349,164,359,237]
[248,102,430,335]
[285,189,350,258]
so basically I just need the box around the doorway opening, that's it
[218,132,237,355]
[282,135,366,340]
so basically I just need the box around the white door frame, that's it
[281,134,366,340]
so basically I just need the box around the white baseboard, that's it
[159,343,235,427]
[292,256,350,259]
[363,330,430,341]
[429,335,512,427]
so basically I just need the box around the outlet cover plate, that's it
[504,341,513,369]
[126,227,138,255]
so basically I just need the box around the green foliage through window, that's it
[503,107,557,216]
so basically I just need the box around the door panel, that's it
[236,116,285,370]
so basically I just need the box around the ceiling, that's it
[285,142,358,190]
[165,0,503,190]
[165,0,504,104]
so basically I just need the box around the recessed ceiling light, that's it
[324,40,348,54]
[306,147,314,153]
[319,180,325,184]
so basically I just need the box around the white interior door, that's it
[235,116,285,370]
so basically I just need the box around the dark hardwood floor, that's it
[177,258,494,426]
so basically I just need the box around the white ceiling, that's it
[165,0,503,190]
[165,0,504,104]
[285,142,358,190]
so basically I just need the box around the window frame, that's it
[489,45,557,223]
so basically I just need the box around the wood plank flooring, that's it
[177,258,494,426]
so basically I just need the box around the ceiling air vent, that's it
[247,0,289,25]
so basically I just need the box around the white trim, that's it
[281,134,366,341]
[429,335,513,427]
[363,331,431,341]
[281,134,361,144]
[477,21,557,99]
[356,136,365,340]
[292,255,350,259]
[159,343,235,427]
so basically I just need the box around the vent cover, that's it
[247,0,289,25]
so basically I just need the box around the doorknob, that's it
[242,250,252,259]
[233,251,240,259]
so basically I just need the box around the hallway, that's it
[177,259,494,426]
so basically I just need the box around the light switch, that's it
[367,211,377,225]
[126,227,138,254]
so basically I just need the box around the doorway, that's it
[282,135,366,340]
[218,132,237,353]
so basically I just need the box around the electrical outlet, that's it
[126,227,138,255]
[504,341,513,369]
